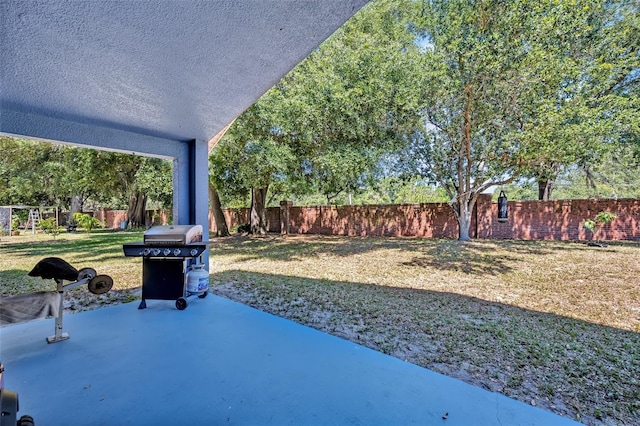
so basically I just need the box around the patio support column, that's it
[172,138,210,264]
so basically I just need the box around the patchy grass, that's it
[208,235,640,426]
[0,230,144,310]
[1,232,639,425]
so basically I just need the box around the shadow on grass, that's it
[0,269,45,296]
[390,238,630,276]
[211,234,587,263]
[212,235,601,276]
[5,233,633,279]
[401,242,522,275]
[210,269,640,426]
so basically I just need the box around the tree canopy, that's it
[3,0,638,237]
[0,136,172,226]
[210,0,424,232]
[396,0,639,239]
[209,0,639,238]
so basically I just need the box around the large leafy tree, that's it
[126,157,173,226]
[520,0,640,200]
[210,0,422,232]
[405,0,639,240]
[46,147,129,219]
[0,137,56,206]
[0,137,172,225]
[209,98,295,234]
[281,0,422,198]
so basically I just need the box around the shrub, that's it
[73,213,103,233]
[39,217,61,239]
[11,215,20,231]
[582,211,617,242]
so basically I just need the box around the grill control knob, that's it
[152,249,161,256]
[173,248,181,256]
[163,248,171,256]
[190,248,199,256]
[143,248,151,256]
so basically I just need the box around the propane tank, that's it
[186,262,209,293]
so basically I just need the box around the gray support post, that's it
[190,139,210,267]
[172,139,210,265]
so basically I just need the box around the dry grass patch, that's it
[209,235,640,426]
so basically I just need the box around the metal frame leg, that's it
[47,279,69,343]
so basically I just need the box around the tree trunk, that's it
[127,191,147,228]
[209,183,229,237]
[250,187,269,235]
[537,163,559,200]
[537,179,554,201]
[68,195,83,222]
[455,201,473,242]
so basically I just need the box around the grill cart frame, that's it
[122,225,211,310]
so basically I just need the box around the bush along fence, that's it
[95,196,639,241]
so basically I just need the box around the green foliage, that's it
[582,219,598,234]
[0,136,173,214]
[39,217,61,239]
[131,158,173,210]
[211,0,423,210]
[73,213,102,233]
[582,211,618,240]
[0,137,57,206]
[10,215,20,232]
[397,0,639,237]
[514,0,640,196]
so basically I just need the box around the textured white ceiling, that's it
[0,0,368,148]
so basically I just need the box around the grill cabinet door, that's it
[141,258,185,300]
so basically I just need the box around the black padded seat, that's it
[28,257,79,282]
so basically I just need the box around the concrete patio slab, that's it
[0,295,582,425]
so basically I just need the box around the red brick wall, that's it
[93,209,168,229]
[209,208,249,234]
[99,198,639,241]
[220,198,638,241]
[93,209,128,228]
[478,197,639,241]
[285,204,461,238]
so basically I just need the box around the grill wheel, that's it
[175,297,188,310]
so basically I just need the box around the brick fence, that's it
[212,196,640,241]
[475,196,639,241]
[92,209,169,229]
[96,197,639,241]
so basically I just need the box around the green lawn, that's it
[0,230,144,308]
[1,231,639,425]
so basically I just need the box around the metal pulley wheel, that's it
[88,275,114,295]
[77,267,97,281]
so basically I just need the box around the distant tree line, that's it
[0,136,172,227]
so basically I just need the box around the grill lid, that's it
[143,225,203,245]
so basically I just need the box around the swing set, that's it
[0,205,59,236]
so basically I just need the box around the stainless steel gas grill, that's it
[122,225,210,310]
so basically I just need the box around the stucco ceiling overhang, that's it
[0,0,368,154]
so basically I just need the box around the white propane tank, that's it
[186,263,209,293]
